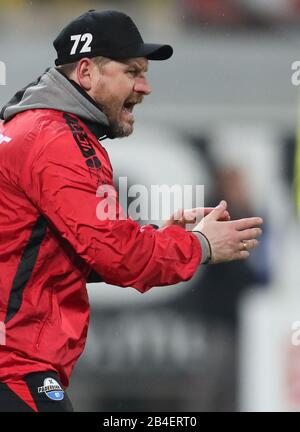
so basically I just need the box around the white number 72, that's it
[70,33,93,55]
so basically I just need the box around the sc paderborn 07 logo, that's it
[38,377,65,401]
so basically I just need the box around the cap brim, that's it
[135,43,173,61]
[55,43,173,65]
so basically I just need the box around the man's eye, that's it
[127,69,138,76]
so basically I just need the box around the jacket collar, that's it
[60,72,112,140]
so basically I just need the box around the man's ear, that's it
[76,58,94,91]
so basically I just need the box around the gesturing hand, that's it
[163,206,230,229]
[194,200,263,263]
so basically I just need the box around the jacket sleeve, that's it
[20,122,202,293]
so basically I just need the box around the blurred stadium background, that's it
[1,0,300,412]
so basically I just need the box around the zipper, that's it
[34,287,54,349]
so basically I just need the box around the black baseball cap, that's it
[54,10,173,66]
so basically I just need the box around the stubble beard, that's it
[108,117,134,138]
[97,98,134,139]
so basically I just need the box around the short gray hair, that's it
[56,56,111,78]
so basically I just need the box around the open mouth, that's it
[122,102,135,115]
[123,98,142,115]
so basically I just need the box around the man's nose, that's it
[134,76,152,95]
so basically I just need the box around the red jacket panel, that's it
[0,109,201,386]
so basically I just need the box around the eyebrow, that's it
[126,61,148,73]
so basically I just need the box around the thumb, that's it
[204,200,227,222]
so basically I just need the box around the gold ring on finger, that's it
[242,240,247,251]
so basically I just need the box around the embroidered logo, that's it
[38,377,65,401]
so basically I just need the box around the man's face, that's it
[90,57,151,138]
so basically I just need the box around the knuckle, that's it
[253,228,261,236]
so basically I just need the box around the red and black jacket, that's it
[0,68,202,387]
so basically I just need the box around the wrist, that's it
[191,230,212,264]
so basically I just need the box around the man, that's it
[0,10,262,412]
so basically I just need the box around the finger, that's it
[220,210,230,221]
[203,207,214,216]
[237,228,262,241]
[201,208,230,220]
[171,208,184,221]
[232,217,263,230]
[185,207,207,221]
[183,207,230,223]
[204,200,228,222]
[234,250,250,260]
[239,239,259,251]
